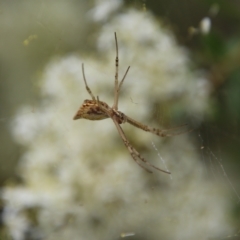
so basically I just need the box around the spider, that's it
[73,32,191,174]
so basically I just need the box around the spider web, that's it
[0,0,240,240]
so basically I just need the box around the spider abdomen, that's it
[73,99,110,120]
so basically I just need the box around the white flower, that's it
[3,6,232,240]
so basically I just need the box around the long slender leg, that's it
[112,33,130,110]
[112,117,152,173]
[124,114,193,137]
[112,117,171,174]
[113,32,119,110]
[117,66,130,94]
[82,63,96,100]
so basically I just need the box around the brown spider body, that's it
[73,32,191,174]
[73,99,128,124]
[73,99,110,120]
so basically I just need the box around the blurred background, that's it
[0,0,240,239]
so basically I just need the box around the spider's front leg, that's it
[112,32,130,111]
[112,116,171,174]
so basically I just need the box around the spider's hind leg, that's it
[82,63,96,100]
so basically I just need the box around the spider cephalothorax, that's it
[73,33,191,173]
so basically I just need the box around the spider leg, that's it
[113,32,119,110]
[112,33,130,110]
[112,116,171,174]
[130,146,171,173]
[117,66,130,95]
[96,96,100,106]
[112,117,152,173]
[124,114,193,137]
[82,63,96,100]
